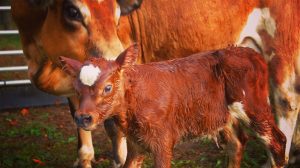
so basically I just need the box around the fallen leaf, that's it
[32,158,45,166]
[8,119,18,126]
[20,108,29,116]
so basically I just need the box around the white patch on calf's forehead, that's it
[79,64,101,86]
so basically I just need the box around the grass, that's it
[0,107,78,168]
[0,35,21,50]
[0,105,274,168]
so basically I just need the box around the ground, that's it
[0,105,279,168]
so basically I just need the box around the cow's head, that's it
[60,44,138,130]
[11,0,142,95]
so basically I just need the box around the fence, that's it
[0,5,30,86]
[0,5,67,110]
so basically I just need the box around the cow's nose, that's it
[75,114,93,128]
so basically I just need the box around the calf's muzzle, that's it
[75,114,93,129]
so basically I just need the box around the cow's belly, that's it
[135,0,259,62]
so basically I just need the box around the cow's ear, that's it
[116,43,139,67]
[117,0,143,15]
[59,56,83,77]
[29,0,54,9]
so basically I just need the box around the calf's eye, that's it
[103,84,113,94]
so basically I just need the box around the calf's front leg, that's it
[150,137,174,168]
[69,96,94,168]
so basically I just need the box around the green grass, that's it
[0,35,21,50]
[0,106,271,168]
[0,107,78,168]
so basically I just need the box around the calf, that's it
[61,45,286,168]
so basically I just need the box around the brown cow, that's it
[61,45,287,168]
[11,0,300,167]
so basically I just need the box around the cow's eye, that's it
[64,5,82,21]
[103,84,113,95]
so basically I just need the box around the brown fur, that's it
[61,46,286,168]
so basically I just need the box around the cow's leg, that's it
[123,140,144,168]
[222,124,245,168]
[270,79,300,163]
[277,113,298,164]
[68,96,94,168]
[104,118,127,168]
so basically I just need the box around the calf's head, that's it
[60,44,138,130]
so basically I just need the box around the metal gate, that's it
[0,5,67,110]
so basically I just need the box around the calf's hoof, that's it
[112,161,123,168]
[73,158,94,168]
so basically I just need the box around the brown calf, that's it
[61,45,286,168]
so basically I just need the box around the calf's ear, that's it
[116,43,139,67]
[117,0,143,15]
[59,56,83,77]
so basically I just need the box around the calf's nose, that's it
[75,114,93,128]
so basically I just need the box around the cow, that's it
[60,44,287,168]
[11,0,300,167]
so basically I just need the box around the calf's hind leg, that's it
[222,123,247,168]
[123,140,144,168]
[253,118,287,167]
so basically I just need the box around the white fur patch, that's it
[228,102,250,126]
[242,90,246,97]
[261,8,276,38]
[79,145,94,161]
[260,135,272,144]
[236,8,263,48]
[79,64,101,86]
[236,8,276,58]
[115,5,121,25]
[118,137,127,166]
[278,117,297,159]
